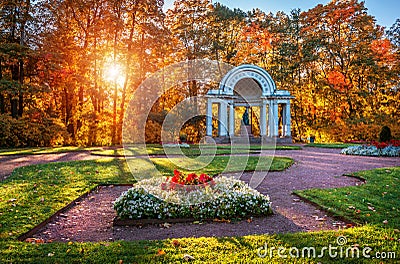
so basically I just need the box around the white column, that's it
[282,104,287,137]
[284,102,291,137]
[218,101,228,137]
[260,101,267,136]
[206,99,213,136]
[272,101,279,137]
[268,101,273,137]
[229,103,235,136]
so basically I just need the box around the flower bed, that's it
[341,140,400,157]
[114,173,272,220]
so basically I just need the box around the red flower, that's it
[162,171,214,191]
[390,140,400,147]
[199,173,211,183]
[174,169,180,177]
[186,173,197,183]
[171,175,179,183]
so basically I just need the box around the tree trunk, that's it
[0,94,5,114]
[112,82,117,145]
[18,93,23,117]
[10,98,18,118]
[0,58,4,114]
[76,86,84,133]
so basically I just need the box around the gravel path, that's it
[0,152,100,181]
[15,147,397,242]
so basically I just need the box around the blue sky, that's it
[163,0,399,29]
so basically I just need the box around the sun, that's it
[103,62,125,86]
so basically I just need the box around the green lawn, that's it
[0,226,398,263]
[304,143,359,149]
[91,144,301,157]
[0,161,398,263]
[295,167,400,229]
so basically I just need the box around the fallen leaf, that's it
[156,249,166,256]
[213,218,230,223]
[161,223,171,228]
[183,254,195,261]
[25,238,36,243]
[35,239,44,244]
[66,249,71,253]
[172,240,180,247]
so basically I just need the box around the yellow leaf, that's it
[156,249,166,256]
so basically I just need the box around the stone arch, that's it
[218,64,276,96]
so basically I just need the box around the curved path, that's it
[0,152,99,181]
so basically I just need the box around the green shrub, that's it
[379,125,392,142]
[0,114,70,147]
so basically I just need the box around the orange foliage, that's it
[242,23,272,52]
[327,71,349,92]
[370,39,395,62]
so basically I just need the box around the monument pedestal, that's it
[240,125,252,137]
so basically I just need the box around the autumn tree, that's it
[210,3,246,64]
[40,0,165,145]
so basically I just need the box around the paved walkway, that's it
[0,152,99,180]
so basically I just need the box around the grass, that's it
[304,143,359,149]
[0,159,133,241]
[0,160,399,263]
[91,144,301,157]
[0,226,398,263]
[0,146,102,156]
[150,156,293,176]
[295,167,400,228]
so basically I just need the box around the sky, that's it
[163,0,399,29]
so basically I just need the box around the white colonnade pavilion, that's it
[205,64,293,143]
